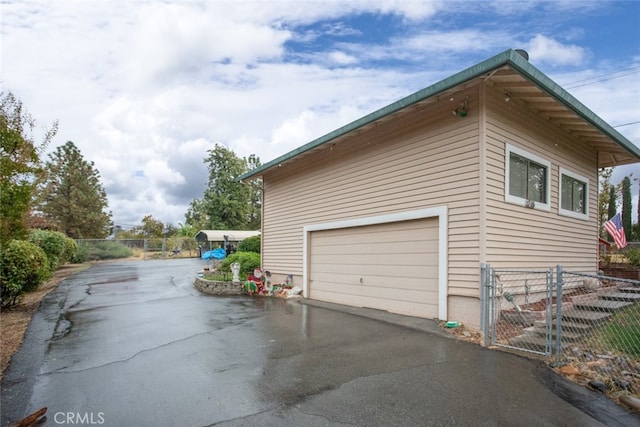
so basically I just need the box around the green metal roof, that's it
[240,49,639,181]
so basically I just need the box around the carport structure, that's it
[194,230,260,251]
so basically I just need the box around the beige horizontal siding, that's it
[262,81,601,306]
[483,86,599,273]
[263,87,482,291]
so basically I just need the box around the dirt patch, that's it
[0,263,89,381]
[439,321,483,345]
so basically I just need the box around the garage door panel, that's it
[311,275,439,294]
[310,263,439,278]
[312,232,436,246]
[311,245,439,259]
[311,289,438,318]
[311,252,438,267]
[311,286,437,307]
[322,218,437,238]
[314,225,438,246]
[311,241,437,255]
[309,217,440,319]
[310,272,434,290]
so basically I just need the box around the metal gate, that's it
[481,264,640,360]
[481,264,555,356]
[481,264,640,394]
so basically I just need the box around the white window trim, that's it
[505,143,551,211]
[558,167,589,220]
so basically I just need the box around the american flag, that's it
[604,213,627,249]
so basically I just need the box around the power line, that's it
[562,65,640,89]
[613,121,640,128]
[565,69,640,90]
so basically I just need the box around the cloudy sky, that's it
[2,0,639,229]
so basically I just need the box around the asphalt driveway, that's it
[2,258,638,426]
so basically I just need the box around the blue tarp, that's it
[201,248,227,260]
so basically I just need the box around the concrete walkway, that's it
[2,259,638,426]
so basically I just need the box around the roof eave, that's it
[505,52,640,163]
[240,49,639,181]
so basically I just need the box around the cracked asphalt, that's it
[2,258,639,426]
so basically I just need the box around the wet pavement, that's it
[2,258,639,426]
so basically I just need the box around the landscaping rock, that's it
[619,394,640,412]
[558,365,580,375]
[193,277,244,295]
[588,380,607,393]
[613,378,631,391]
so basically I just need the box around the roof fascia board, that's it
[506,51,640,160]
[239,49,515,181]
[240,49,638,181]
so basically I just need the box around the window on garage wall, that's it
[559,167,589,220]
[505,143,551,211]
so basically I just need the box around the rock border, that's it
[194,277,244,295]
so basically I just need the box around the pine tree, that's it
[607,185,617,218]
[605,184,618,243]
[621,176,632,242]
[598,168,613,238]
[636,179,640,240]
[246,154,262,230]
[35,141,112,238]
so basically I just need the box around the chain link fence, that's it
[556,270,640,396]
[75,238,200,261]
[481,264,640,398]
[481,267,554,356]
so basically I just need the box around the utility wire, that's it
[613,121,640,128]
[565,69,640,90]
[562,65,640,88]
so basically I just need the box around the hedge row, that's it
[0,229,78,308]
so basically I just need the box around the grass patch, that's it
[77,241,134,261]
[589,303,640,357]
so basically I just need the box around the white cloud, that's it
[272,111,318,147]
[1,0,638,228]
[400,30,510,55]
[526,34,586,66]
[123,2,292,88]
[143,159,186,187]
[328,50,359,65]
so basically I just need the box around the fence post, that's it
[480,264,488,346]
[490,265,497,346]
[545,269,553,357]
[555,264,563,362]
[143,239,148,260]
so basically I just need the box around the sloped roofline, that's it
[240,49,639,181]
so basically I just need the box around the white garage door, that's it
[308,217,440,318]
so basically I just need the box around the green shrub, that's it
[218,251,261,275]
[62,236,78,264]
[624,247,640,267]
[72,241,89,263]
[237,235,261,254]
[1,240,50,307]
[28,229,68,271]
[84,241,133,260]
